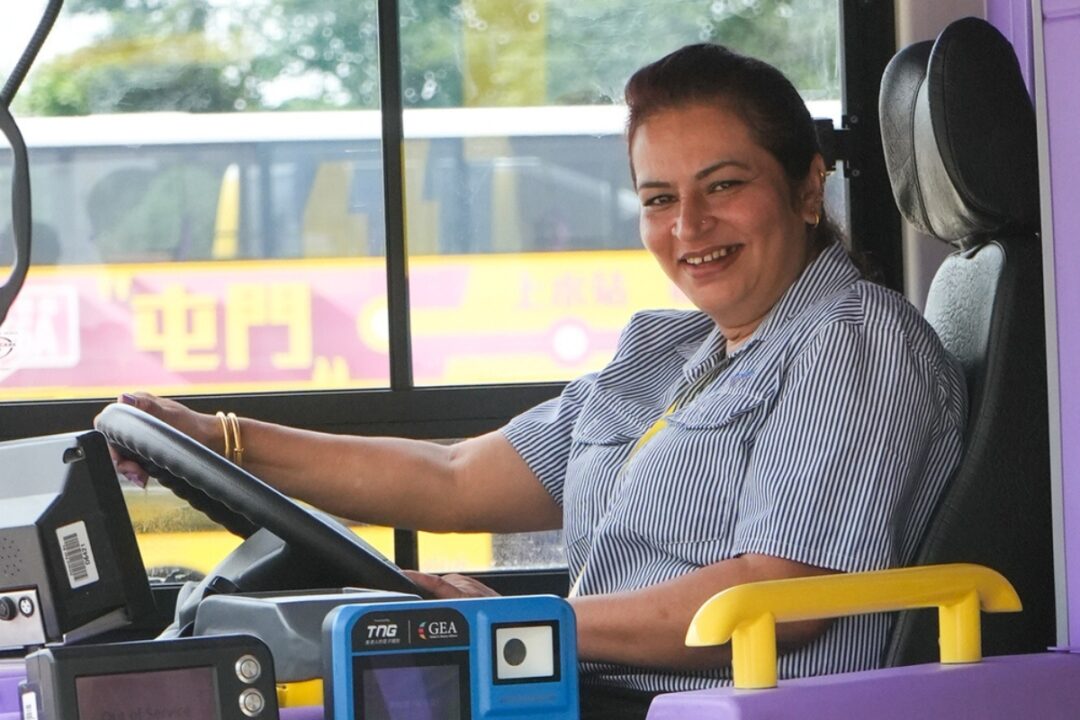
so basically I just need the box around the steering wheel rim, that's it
[94,402,421,595]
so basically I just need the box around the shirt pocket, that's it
[570,389,658,446]
[613,383,778,549]
[670,385,774,430]
[563,390,659,547]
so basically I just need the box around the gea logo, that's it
[366,622,398,640]
[418,620,459,640]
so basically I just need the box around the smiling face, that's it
[632,103,824,342]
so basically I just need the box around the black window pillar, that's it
[841,0,902,292]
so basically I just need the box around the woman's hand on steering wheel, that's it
[102,392,221,487]
[94,400,425,595]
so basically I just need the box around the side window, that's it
[0,0,841,575]
[398,1,842,569]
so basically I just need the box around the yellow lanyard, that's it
[629,403,677,458]
[626,356,731,461]
[570,355,731,598]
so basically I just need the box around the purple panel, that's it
[1043,0,1080,16]
[646,654,1080,720]
[282,706,326,719]
[987,0,1034,92]
[0,665,23,718]
[1040,2,1080,645]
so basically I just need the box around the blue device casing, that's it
[324,595,579,719]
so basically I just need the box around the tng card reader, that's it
[324,595,579,719]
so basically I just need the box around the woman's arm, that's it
[571,553,832,669]
[410,552,834,671]
[109,393,562,534]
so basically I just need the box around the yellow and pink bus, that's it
[2,107,677,398]
[0,104,842,399]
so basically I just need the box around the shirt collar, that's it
[675,242,859,374]
[754,241,860,340]
[678,324,727,380]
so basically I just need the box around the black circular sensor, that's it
[503,638,528,666]
[0,596,15,622]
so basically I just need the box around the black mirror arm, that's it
[0,0,64,106]
[0,107,30,327]
[0,0,63,326]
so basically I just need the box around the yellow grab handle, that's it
[686,563,1021,689]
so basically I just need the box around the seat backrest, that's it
[878,16,1055,666]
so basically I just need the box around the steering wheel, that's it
[94,402,421,597]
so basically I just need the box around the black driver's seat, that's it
[878,16,1055,665]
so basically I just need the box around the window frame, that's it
[0,0,897,576]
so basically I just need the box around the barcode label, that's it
[55,521,100,589]
[21,688,39,720]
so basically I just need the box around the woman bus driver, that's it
[110,44,967,718]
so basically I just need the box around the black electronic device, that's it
[0,431,155,651]
[19,634,279,720]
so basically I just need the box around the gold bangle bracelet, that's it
[215,411,232,460]
[226,412,244,467]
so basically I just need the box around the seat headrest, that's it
[879,17,1039,247]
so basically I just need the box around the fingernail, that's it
[123,471,147,489]
[120,393,139,406]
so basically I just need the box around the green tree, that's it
[19,0,838,116]
[543,0,838,104]
[20,0,262,115]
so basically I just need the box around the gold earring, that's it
[810,211,821,228]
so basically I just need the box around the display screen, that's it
[75,666,220,720]
[356,654,469,720]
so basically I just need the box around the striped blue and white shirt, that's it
[502,242,967,692]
